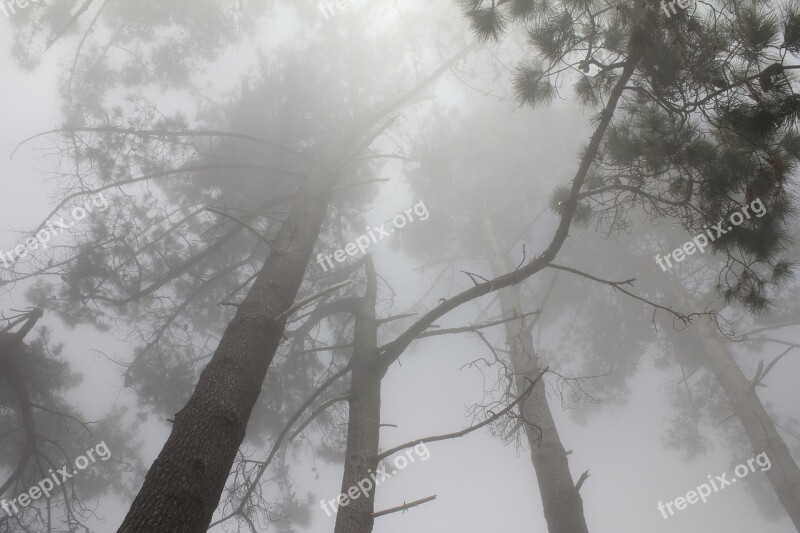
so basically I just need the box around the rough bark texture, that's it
[118,180,331,533]
[696,319,800,530]
[333,261,384,533]
[485,216,590,533]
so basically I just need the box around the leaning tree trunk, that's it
[484,213,590,533]
[333,260,384,533]
[695,318,800,530]
[118,176,333,533]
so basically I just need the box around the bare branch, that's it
[413,311,540,341]
[276,281,352,322]
[752,346,797,388]
[12,127,311,161]
[205,207,278,253]
[575,470,590,492]
[288,393,352,440]
[375,369,547,461]
[373,495,437,518]
[330,178,390,192]
[546,263,709,326]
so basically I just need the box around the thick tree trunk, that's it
[484,215,590,533]
[695,319,800,530]
[333,261,384,533]
[118,179,332,533]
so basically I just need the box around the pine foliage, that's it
[460,0,800,312]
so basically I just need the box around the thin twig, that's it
[546,263,706,326]
[330,178,390,192]
[373,495,437,518]
[205,207,278,253]
[288,394,352,440]
[413,311,540,340]
[752,345,796,387]
[276,281,352,322]
[376,368,547,461]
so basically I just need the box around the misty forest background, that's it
[1,0,800,532]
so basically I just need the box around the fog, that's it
[1,1,799,532]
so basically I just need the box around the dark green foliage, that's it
[783,6,800,52]
[464,6,507,42]
[549,185,592,225]
[514,60,556,106]
[574,70,619,106]
[737,5,780,59]
[720,95,800,140]
[574,74,599,106]
[528,9,577,61]
[508,0,542,20]
[461,0,800,313]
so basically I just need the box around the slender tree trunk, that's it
[118,177,332,533]
[484,214,590,533]
[333,260,384,533]
[695,319,800,530]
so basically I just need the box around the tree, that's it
[456,0,800,528]
[5,2,484,529]
[5,0,799,530]
[0,308,141,533]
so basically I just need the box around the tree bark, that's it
[333,260,384,533]
[118,178,332,533]
[695,319,800,530]
[484,215,590,533]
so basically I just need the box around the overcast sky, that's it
[1,4,798,533]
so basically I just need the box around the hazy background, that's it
[1,1,798,532]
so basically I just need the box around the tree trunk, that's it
[117,48,478,532]
[484,214,590,533]
[695,319,800,530]
[118,179,332,533]
[333,260,384,533]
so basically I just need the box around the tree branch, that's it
[378,55,640,367]
[546,263,707,326]
[413,310,540,341]
[375,369,547,461]
[373,495,437,518]
[205,207,279,253]
[288,393,352,440]
[276,281,353,322]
